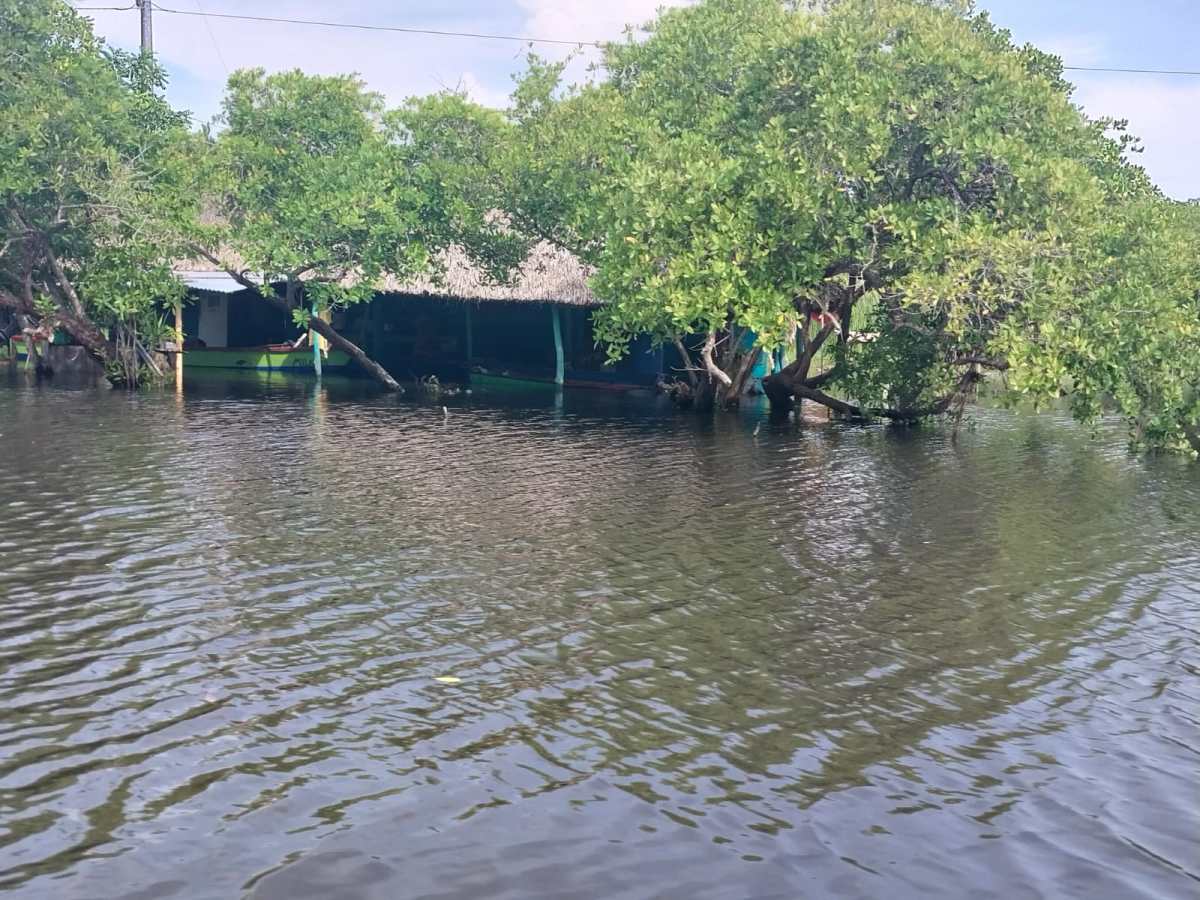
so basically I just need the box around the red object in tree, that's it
[810,310,839,328]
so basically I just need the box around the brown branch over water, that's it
[187,244,404,392]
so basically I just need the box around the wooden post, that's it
[552,305,564,386]
[136,0,153,53]
[174,301,183,391]
[311,302,322,379]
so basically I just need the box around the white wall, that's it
[197,293,228,348]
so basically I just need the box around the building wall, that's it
[184,290,303,349]
[341,294,664,387]
[181,288,665,387]
[196,293,228,348]
[226,293,300,348]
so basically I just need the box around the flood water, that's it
[0,371,1197,899]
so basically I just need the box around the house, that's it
[173,242,665,390]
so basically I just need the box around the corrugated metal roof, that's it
[173,270,251,294]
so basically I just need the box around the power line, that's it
[138,4,601,47]
[191,0,229,76]
[67,4,1200,76]
[1063,65,1200,76]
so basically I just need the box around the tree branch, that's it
[951,355,1008,370]
[672,335,698,388]
[795,370,980,421]
[0,287,32,313]
[701,331,732,386]
[188,245,261,293]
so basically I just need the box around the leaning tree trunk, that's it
[762,317,840,414]
[1,289,119,378]
[55,311,112,363]
[306,314,402,393]
[189,248,407,394]
[259,289,403,393]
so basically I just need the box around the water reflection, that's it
[0,371,1196,899]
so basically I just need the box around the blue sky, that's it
[74,1,1199,198]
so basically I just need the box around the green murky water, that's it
[0,372,1197,898]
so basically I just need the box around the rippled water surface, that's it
[0,372,1197,899]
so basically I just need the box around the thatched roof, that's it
[386,242,597,306]
[175,241,599,307]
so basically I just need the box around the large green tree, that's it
[501,0,1198,450]
[0,0,195,382]
[192,70,524,391]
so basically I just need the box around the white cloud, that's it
[1072,75,1200,200]
[76,1,690,121]
[1038,33,1107,68]
[516,0,688,38]
[1009,31,1196,199]
[458,71,512,110]
[73,3,1197,199]
[76,1,524,122]
[515,0,693,87]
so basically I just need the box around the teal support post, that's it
[552,305,564,386]
[311,303,322,379]
[465,303,474,363]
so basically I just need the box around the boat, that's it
[1,335,29,362]
[182,344,351,372]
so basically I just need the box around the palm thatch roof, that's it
[393,242,597,306]
[174,241,599,307]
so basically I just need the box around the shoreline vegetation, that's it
[1,0,1197,454]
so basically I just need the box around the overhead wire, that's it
[68,3,1200,76]
[190,0,229,76]
[83,3,604,47]
[1061,65,1200,76]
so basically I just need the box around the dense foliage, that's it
[194,70,525,390]
[500,0,1199,450]
[1,0,1194,452]
[0,0,195,382]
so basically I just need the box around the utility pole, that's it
[136,0,153,54]
[131,1,180,387]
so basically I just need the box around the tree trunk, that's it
[692,378,716,412]
[258,289,403,393]
[187,249,407,394]
[56,310,115,368]
[762,371,797,410]
[307,314,403,393]
[762,318,838,413]
[1,287,118,376]
[722,345,760,406]
[666,329,760,410]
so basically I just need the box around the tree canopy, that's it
[500,0,1198,450]
[193,69,525,390]
[0,0,195,381]
[1,0,1195,453]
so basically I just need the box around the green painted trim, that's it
[184,347,350,372]
[552,306,564,386]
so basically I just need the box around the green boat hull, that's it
[183,347,350,372]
